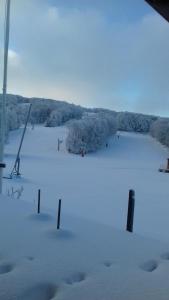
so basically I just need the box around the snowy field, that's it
[1,196,169,300]
[3,125,169,242]
[1,125,169,299]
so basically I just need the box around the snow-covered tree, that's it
[117,112,156,133]
[45,105,83,127]
[66,113,117,154]
[150,119,169,146]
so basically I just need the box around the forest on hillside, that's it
[2,94,167,154]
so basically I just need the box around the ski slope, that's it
[1,125,169,300]
[4,125,169,242]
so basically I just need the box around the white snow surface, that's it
[1,196,169,300]
[4,126,169,241]
[1,125,169,299]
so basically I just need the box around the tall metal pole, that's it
[10,103,32,178]
[0,0,11,193]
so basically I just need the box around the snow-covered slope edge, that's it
[0,195,169,300]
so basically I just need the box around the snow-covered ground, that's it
[4,126,169,242]
[1,195,169,300]
[1,125,169,299]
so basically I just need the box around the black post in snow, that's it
[58,139,60,151]
[57,199,62,230]
[37,189,41,214]
[126,189,135,233]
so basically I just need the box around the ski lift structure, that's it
[1,0,32,181]
[0,0,11,192]
[4,103,32,179]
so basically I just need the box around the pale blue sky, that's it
[48,0,152,20]
[0,0,169,116]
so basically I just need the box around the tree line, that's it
[2,94,167,154]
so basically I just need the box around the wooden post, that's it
[126,189,135,232]
[57,199,62,229]
[38,189,41,214]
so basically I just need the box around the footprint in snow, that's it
[161,252,169,260]
[140,259,158,272]
[26,256,35,261]
[47,229,75,240]
[104,261,113,267]
[21,283,58,300]
[65,272,86,285]
[28,213,53,222]
[0,262,14,275]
